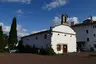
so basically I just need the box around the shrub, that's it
[0,49,5,52]
[46,48,56,55]
[23,44,38,54]
[39,48,47,55]
[24,44,33,53]
[39,48,56,55]
[17,42,56,55]
[31,48,38,54]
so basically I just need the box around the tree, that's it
[0,26,4,51]
[8,17,18,50]
[17,40,24,53]
[3,34,8,51]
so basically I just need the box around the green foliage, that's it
[8,17,18,50]
[24,44,32,53]
[0,26,4,50]
[24,44,38,53]
[39,48,47,55]
[3,34,8,48]
[46,48,56,55]
[39,48,56,55]
[0,26,8,52]
[17,40,24,53]
[17,41,56,55]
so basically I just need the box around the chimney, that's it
[61,14,68,25]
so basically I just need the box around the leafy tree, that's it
[8,17,18,50]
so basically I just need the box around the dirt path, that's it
[0,53,96,64]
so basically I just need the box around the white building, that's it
[71,17,96,52]
[22,14,77,54]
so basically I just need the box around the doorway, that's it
[63,44,67,53]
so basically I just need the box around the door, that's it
[63,44,67,53]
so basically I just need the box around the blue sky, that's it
[0,0,96,37]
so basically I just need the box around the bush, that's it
[39,48,47,55]
[39,48,56,55]
[24,44,33,53]
[31,48,38,54]
[17,42,56,55]
[0,49,5,52]
[23,44,38,54]
[46,48,56,55]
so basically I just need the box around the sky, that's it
[0,0,96,37]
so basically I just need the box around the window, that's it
[94,44,96,48]
[44,35,47,39]
[57,44,61,51]
[86,30,88,34]
[36,37,38,40]
[58,34,60,35]
[64,34,66,36]
[87,38,89,42]
[94,34,96,37]
[93,26,94,28]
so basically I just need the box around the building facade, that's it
[22,14,77,54]
[71,18,96,52]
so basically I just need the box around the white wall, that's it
[22,32,51,49]
[22,25,77,54]
[72,24,96,51]
[51,25,77,54]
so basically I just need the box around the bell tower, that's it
[61,14,68,25]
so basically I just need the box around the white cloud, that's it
[86,16,96,21]
[17,24,29,37]
[0,0,32,4]
[0,22,10,33]
[91,16,96,21]
[16,9,23,15]
[52,16,79,25]
[42,0,67,10]
[68,17,79,24]
[53,16,61,25]
[0,22,29,37]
